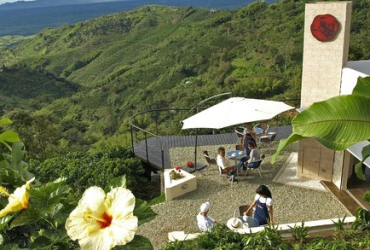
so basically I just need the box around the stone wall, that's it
[299,2,352,186]
[301,1,352,108]
[298,138,334,181]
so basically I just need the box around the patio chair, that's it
[239,205,253,216]
[203,150,217,174]
[218,165,237,188]
[235,144,244,151]
[253,122,270,136]
[260,132,277,154]
[247,154,265,178]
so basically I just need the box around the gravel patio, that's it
[137,142,350,250]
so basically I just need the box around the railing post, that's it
[130,125,135,155]
[194,105,199,171]
[194,128,198,171]
[145,133,149,163]
[161,149,165,170]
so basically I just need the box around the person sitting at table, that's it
[217,147,248,181]
[217,147,236,176]
[242,123,257,157]
[242,141,260,172]
[197,201,216,232]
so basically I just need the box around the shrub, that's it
[28,146,149,198]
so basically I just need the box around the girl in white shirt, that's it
[244,185,273,225]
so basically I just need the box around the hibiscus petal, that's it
[106,188,135,215]
[65,207,90,240]
[66,187,106,240]
[79,229,114,250]
[110,215,138,246]
[79,187,106,211]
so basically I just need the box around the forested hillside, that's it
[0,0,369,158]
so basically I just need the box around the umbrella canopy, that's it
[182,97,294,129]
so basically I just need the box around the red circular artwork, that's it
[310,14,339,42]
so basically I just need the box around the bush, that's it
[28,146,149,198]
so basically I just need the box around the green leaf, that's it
[364,192,370,204]
[352,76,370,98]
[134,199,156,226]
[0,131,20,150]
[29,236,52,249]
[0,244,22,250]
[10,142,25,167]
[116,235,153,250]
[50,203,64,219]
[292,95,370,150]
[271,134,305,164]
[354,144,370,181]
[10,208,40,229]
[107,175,127,191]
[0,215,13,231]
[355,162,366,181]
[0,118,12,126]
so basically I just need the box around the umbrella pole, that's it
[194,128,198,171]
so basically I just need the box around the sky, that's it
[0,0,35,4]
[0,0,124,5]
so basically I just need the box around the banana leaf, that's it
[272,76,370,164]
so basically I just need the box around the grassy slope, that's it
[0,0,369,152]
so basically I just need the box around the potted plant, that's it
[170,166,183,180]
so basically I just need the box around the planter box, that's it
[164,169,197,201]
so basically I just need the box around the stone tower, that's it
[298,2,352,183]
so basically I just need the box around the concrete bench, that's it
[168,216,356,241]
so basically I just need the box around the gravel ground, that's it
[137,142,350,250]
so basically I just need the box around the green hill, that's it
[0,0,369,156]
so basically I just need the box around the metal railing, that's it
[129,108,190,170]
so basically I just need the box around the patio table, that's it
[227,150,246,163]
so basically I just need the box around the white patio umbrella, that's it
[182,97,294,129]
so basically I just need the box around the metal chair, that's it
[203,150,217,174]
[247,154,265,178]
[253,122,270,136]
[260,132,277,154]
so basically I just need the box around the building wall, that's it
[298,138,334,181]
[332,151,345,187]
[299,2,352,185]
[301,1,352,107]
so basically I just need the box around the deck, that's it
[132,125,292,170]
[321,180,370,214]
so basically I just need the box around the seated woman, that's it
[243,141,260,172]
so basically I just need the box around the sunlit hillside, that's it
[0,0,369,156]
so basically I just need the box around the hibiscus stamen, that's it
[98,212,113,229]
[84,212,113,229]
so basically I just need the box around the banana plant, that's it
[0,118,19,152]
[272,76,370,180]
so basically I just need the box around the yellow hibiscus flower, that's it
[0,177,35,217]
[65,186,138,250]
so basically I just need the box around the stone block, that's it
[164,169,197,201]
